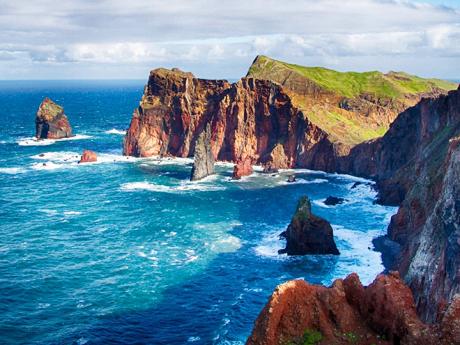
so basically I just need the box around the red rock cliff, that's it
[123,68,341,171]
[247,272,460,345]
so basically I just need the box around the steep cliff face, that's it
[124,68,341,171]
[342,87,460,321]
[35,98,72,139]
[247,55,456,147]
[247,272,460,345]
[190,123,215,181]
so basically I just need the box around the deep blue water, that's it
[0,80,396,345]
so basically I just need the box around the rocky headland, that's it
[122,57,460,341]
[279,196,339,255]
[247,272,460,345]
[35,98,73,139]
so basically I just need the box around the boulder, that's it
[279,196,339,255]
[232,156,253,179]
[287,174,296,183]
[190,123,215,181]
[324,196,345,205]
[35,98,72,139]
[78,150,97,163]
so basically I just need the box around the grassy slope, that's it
[247,56,457,145]
[248,55,456,99]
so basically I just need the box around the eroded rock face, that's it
[78,150,97,163]
[279,196,339,255]
[232,156,253,180]
[190,123,215,181]
[35,98,72,139]
[123,68,338,172]
[247,272,460,345]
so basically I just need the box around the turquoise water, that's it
[0,81,396,345]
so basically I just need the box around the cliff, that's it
[247,272,460,345]
[123,68,340,171]
[247,55,456,147]
[35,98,72,139]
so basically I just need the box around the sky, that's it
[0,0,459,80]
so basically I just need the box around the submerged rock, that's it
[286,174,296,183]
[324,196,345,205]
[247,272,460,345]
[279,196,339,255]
[35,98,72,139]
[232,156,253,180]
[78,150,97,164]
[190,123,215,181]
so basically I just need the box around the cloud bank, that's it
[0,0,459,79]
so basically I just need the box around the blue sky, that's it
[0,0,459,80]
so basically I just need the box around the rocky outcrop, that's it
[340,87,460,321]
[279,196,339,255]
[123,67,339,172]
[247,272,460,345]
[324,196,345,206]
[190,123,215,181]
[232,156,253,179]
[78,150,97,163]
[35,98,72,139]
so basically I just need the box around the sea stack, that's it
[190,123,215,181]
[232,156,253,179]
[279,196,339,255]
[35,98,72,139]
[78,150,97,163]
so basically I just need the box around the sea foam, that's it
[17,134,93,146]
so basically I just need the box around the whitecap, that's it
[31,161,67,171]
[64,211,82,216]
[31,151,80,163]
[105,128,126,135]
[188,337,201,342]
[38,209,58,215]
[120,181,225,193]
[254,229,285,258]
[0,167,27,174]
[17,134,92,146]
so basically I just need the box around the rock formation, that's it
[324,196,345,206]
[190,123,215,181]
[279,196,339,255]
[247,272,460,345]
[78,150,97,163]
[35,98,72,139]
[341,86,460,321]
[232,156,253,179]
[123,67,340,172]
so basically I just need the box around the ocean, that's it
[0,80,397,345]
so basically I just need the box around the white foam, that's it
[254,229,285,258]
[31,151,80,163]
[210,235,242,253]
[17,134,92,146]
[0,167,27,174]
[276,178,328,186]
[31,161,67,171]
[120,180,225,193]
[64,211,82,216]
[105,129,126,135]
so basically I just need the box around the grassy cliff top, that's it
[247,55,457,99]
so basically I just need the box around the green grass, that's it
[285,329,323,345]
[248,55,457,99]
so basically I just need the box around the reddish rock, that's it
[279,196,339,255]
[232,156,253,179]
[123,68,338,172]
[247,272,457,345]
[35,98,72,139]
[78,150,97,163]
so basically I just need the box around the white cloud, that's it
[0,0,459,79]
